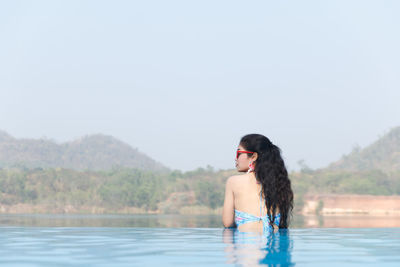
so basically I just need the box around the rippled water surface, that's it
[1,226,399,266]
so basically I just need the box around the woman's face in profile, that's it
[235,145,252,172]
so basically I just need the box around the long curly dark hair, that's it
[240,134,293,228]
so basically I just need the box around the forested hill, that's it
[0,131,168,172]
[326,126,400,172]
[1,128,400,214]
[290,127,400,200]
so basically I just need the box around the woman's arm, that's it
[222,176,236,228]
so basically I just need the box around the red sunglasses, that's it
[236,150,254,160]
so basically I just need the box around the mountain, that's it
[326,126,400,172]
[1,127,400,214]
[289,127,400,203]
[0,131,168,172]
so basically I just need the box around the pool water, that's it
[0,227,399,266]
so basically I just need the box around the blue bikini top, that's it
[234,191,280,233]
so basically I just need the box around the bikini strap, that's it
[259,190,264,218]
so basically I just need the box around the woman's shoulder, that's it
[226,174,247,187]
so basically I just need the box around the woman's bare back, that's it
[230,173,268,233]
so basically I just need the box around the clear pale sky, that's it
[0,0,399,171]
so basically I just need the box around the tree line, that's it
[0,166,399,214]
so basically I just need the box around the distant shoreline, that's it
[302,194,400,216]
[2,194,400,216]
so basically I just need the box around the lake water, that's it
[0,214,399,266]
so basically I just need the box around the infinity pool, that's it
[0,227,399,266]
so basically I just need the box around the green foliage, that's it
[315,200,324,215]
[194,181,223,209]
[290,169,399,196]
[0,164,399,213]
[95,168,168,210]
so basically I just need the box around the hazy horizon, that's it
[1,0,399,171]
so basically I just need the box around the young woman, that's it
[222,134,293,233]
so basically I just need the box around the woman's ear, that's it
[252,152,258,161]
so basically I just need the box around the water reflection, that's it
[223,228,294,266]
[302,215,400,228]
[0,214,222,227]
